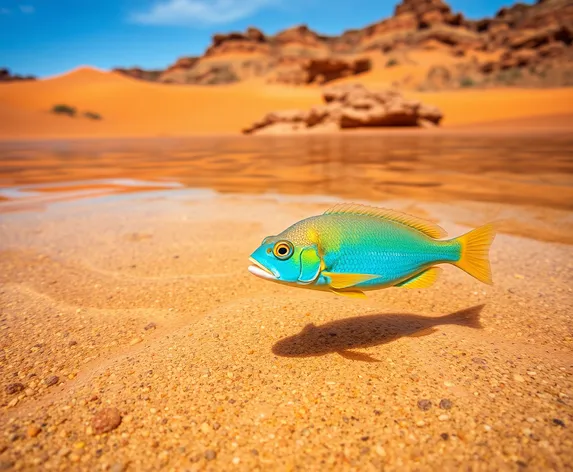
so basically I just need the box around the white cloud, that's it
[19,5,35,14]
[130,0,277,26]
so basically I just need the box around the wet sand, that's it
[0,192,572,471]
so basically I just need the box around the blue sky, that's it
[0,0,533,78]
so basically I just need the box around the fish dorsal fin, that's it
[324,203,447,239]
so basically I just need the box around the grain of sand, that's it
[0,194,572,471]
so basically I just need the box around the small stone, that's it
[7,398,18,408]
[44,376,59,387]
[438,414,450,421]
[204,450,217,461]
[232,457,240,465]
[440,433,449,440]
[552,418,565,427]
[129,338,142,346]
[444,381,454,387]
[73,441,85,449]
[144,322,157,331]
[0,460,15,470]
[110,463,125,472]
[417,399,432,411]
[212,422,221,430]
[484,425,492,431]
[439,399,453,410]
[416,420,426,427]
[27,425,41,438]
[69,454,81,463]
[25,389,34,397]
[200,423,211,433]
[513,374,525,383]
[5,383,24,395]
[92,407,122,434]
[68,340,78,347]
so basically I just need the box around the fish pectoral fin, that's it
[323,271,380,289]
[395,267,442,289]
[329,288,367,299]
[336,350,381,362]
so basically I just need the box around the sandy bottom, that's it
[0,191,572,471]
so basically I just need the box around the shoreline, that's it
[1,113,572,143]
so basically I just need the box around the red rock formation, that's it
[0,68,36,82]
[243,82,443,134]
[113,0,573,88]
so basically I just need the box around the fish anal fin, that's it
[324,203,447,239]
[330,288,367,299]
[395,267,442,289]
[323,271,380,289]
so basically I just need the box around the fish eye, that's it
[273,240,294,260]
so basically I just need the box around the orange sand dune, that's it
[1,66,572,140]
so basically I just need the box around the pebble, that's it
[444,381,454,387]
[44,376,59,387]
[68,340,78,347]
[438,414,450,421]
[416,420,426,427]
[552,418,565,427]
[92,407,122,434]
[513,374,525,383]
[212,422,221,430]
[204,450,217,461]
[440,433,449,440]
[0,460,15,471]
[110,464,125,472]
[144,322,157,331]
[27,425,41,438]
[5,383,24,395]
[439,399,453,410]
[129,338,142,346]
[417,399,432,411]
[232,457,240,465]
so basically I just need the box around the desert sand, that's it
[1,66,573,140]
[1,190,572,471]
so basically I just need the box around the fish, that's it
[248,203,497,298]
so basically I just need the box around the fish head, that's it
[248,235,322,286]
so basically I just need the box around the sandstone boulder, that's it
[243,83,443,134]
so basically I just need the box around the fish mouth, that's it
[248,257,277,280]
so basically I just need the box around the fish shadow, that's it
[272,304,485,363]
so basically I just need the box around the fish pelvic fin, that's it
[323,271,380,289]
[395,267,442,289]
[329,288,367,299]
[453,223,497,285]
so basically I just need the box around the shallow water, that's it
[1,133,572,209]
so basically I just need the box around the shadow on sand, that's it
[272,304,485,362]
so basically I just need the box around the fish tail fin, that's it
[440,304,485,329]
[452,223,497,285]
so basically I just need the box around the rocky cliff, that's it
[114,0,573,89]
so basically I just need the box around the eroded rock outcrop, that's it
[0,68,36,82]
[113,0,573,88]
[243,83,443,135]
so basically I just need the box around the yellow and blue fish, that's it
[248,203,496,298]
